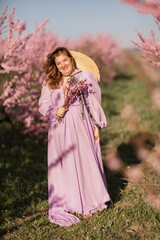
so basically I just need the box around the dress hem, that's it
[65,197,110,216]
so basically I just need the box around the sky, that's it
[0,0,158,48]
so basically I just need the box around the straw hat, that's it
[70,51,100,82]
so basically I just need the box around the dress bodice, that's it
[39,69,106,129]
[50,86,82,108]
[50,74,85,109]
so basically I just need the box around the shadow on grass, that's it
[0,208,49,237]
[103,142,140,205]
[0,121,48,231]
[104,167,127,205]
[105,141,140,204]
[100,131,128,205]
[103,131,158,205]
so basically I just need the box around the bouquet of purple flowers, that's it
[57,79,88,121]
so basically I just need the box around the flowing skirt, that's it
[48,104,110,226]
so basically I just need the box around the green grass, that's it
[0,72,160,240]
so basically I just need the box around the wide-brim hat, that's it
[70,51,100,82]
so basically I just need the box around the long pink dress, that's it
[38,69,110,226]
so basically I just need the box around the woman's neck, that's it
[63,69,75,78]
[62,69,75,84]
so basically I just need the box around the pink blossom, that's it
[151,88,160,109]
[70,33,121,82]
[105,149,123,172]
[137,148,150,161]
[154,144,160,157]
[146,192,160,211]
[24,116,34,128]
[121,105,135,120]
[0,6,8,35]
[0,6,68,136]
[146,151,160,175]
[121,0,160,67]
[121,105,139,131]
[124,165,144,181]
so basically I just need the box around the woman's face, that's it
[55,53,75,77]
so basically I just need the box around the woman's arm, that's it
[85,71,107,130]
[94,125,100,141]
[38,82,57,121]
[38,82,67,120]
[54,107,67,118]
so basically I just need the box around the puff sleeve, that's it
[38,82,57,121]
[84,71,107,129]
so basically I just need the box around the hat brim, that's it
[70,51,100,82]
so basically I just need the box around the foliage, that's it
[121,0,160,67]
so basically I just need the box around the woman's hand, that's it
[54,107,67,118]
[94,126,100,141]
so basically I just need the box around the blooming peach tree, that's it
[70,34,121,82]
[0,6,67,136]
[121,0,160,67]
[0,6,121,136]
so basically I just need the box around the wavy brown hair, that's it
[43,47,76,89]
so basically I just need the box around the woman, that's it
[38,47,110,227]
